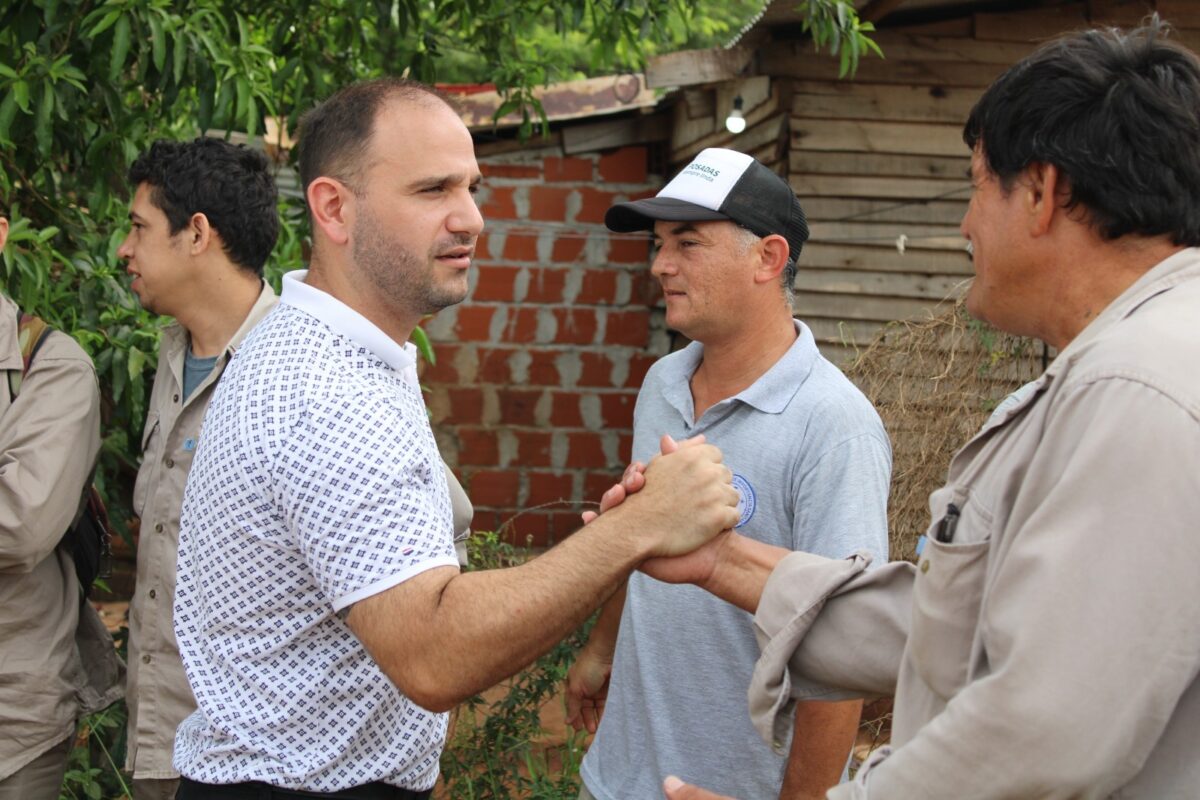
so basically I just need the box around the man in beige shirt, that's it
[0,211,123,799]
[603,21,1200,800]
[120,137,282,800]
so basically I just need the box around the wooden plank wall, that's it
[767,15,1033,363]
[757,0,1196,362]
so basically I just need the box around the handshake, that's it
[582,433,741,584]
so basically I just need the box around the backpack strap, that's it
[8,312,51,399]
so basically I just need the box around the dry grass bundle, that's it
[841,302,1045,561]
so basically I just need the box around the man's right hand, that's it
[565,643,613,733]
[616,439,739,558]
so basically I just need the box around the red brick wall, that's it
[421,145,667,546]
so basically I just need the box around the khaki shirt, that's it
[0,293,123,780]
[750,249,1200,799]
[126,282,278,778]
[126,283,475,777]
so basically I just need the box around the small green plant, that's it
[60,701,131,800]
[438,530,593,799]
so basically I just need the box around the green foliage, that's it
[797,0,883,78]
[432,0,765,85]
[61,623,130,800]
[439,530,592,799]
[0,0,693,532]
[60,702,130,800]
[0,0,870,535]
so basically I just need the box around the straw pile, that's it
[842,302,1045,561]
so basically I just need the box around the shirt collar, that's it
[978,247,1200,433]
[160,279,280,370]
[1050,247,1200,371]
[281,270,418,376]
[661,319,819,423]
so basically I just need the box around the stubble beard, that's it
[352,209,470,316]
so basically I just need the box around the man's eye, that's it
[468,184,481,195]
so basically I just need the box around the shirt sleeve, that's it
[841,377,1200,798]
[792,429,892,564]
[274,391,459,611]
[750,553,914,744]
[0,336,101,572]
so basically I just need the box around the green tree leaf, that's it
[109,14,132,82]
[12,80,29,113]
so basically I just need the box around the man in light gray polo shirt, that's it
[567,149,891,800]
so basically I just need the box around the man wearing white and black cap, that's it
[566,148,892,800]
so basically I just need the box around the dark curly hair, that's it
[128,137,280,275]
[964,18,1200,246]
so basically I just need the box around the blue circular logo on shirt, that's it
[732,473,756,528]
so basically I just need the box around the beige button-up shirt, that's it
[750,249,1200,798]
[126,282,475,778]
[126,283,278,779]
[0,293,123,780]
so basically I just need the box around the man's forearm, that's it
[699,532,790,613]
[349,507,650,711]
[780,699,862,799]
[348,440,738,711]
[585,581,626,654]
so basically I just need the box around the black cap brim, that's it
[604,197,731,232]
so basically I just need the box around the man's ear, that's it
[0,217,8,251]
[1025,161,1063,237]
[753,234,790,285]
[186,212,213,255]
[307,177,354,247]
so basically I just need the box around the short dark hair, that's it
[128,137,280,275]
[297,78,456,199]
[964,19,1200,246]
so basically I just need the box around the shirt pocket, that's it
[910,485,992,700]
[133,413,161,517]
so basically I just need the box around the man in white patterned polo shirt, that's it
[171,79,741,800]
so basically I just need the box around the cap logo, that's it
[682,163,722,181]
[658,149,754,211]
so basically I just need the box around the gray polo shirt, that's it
[581,319,892,800]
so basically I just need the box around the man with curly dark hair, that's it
[118,136,281,800]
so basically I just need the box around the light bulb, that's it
[725,95,746,134]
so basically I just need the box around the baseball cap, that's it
[605,148,810,261]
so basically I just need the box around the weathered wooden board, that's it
[791,119,968,156]
[673,100,785,164]
[800,242,973,275]
[1155,0,1200,25]
[561,113,670,155]
[790,149,972,180]
[795,267,971,301]
[973,4,1089,42]
[792,81,982,124]
[761,44,1005,87]
[645,46,754,89]
[800,196,968,226]
[807,220,965,248]
[791,173,971,201]
[865,32,1040,64]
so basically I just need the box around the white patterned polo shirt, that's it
[173,270,459,792]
